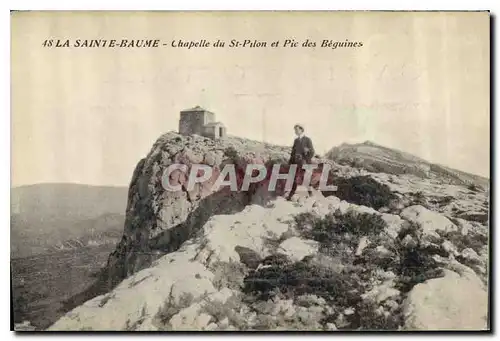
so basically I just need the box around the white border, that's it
[2,1,497,340]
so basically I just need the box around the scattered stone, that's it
[442,240,459,257]
[169,304,212,330]
[343,307,355,316]
[205,322,218,331]
[295,294,327,307]
[381,213,404,239]
[278,237,318,262]
[401,234,417,248]
[325,322,337,331]
[270,299,295,317]
[218,317,230,328]
[401,205,458,237]
[375,245,392,257]
[384,300,399,311]
[361,281,400,304]
[355,236,370,256]
[461,248,482,264]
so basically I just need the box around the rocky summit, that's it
[49,132,489,331]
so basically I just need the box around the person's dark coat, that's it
[289,136,315,164]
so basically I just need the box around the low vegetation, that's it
[210,261,247,291]
[331,176,397,210]
[241,210,449,330]
[154,292,195,330]
[468,183,481,193]
[437,229,487,256]
[223,146,239,161]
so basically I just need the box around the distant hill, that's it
[12,243,115,329]
[11,183,128,258]
[325,141,489,189]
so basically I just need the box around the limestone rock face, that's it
[403,269,488,330]
[103,132,294,288]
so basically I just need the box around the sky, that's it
[11,11,490,187]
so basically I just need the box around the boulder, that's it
[400,205,457,236]
[380,213,404,239]
[402,269,488,330]
[278,237,319,262]
[103,132,296,289]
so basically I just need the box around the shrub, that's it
[439,195,454,206]
[224,146,239,160]
[293,212,319,233]
[201,295,248,330]
[299,211,446,291]
[436,229,488,255]
[468,183,480,192]
[294,210,387,257]
[346,299,402,330]
[242,258,401,330]
[154,292,194,330]
[331,176,397,210]
[386,222,444,293]
[211,261,247,291]
[410,191,427,206]
[243,260,366,307]
[125,305,147,331]
[393,245,444,293]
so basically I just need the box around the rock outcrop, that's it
[50,132,489,331]
[97,132,338,290]
[101,133,283,285]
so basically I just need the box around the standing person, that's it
[288,124,315,200]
